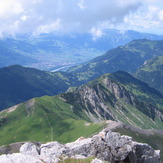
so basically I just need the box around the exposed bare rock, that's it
[0,142,24,155]
[106,120,163,136]
[62,76,163,128]
[74,85,116,122]
[40,142,66,163]
[20,142,40,156]
[91,158,105,163]
[0,129,160,163]
[103,78,134,104]
[0,153,42,163]
[0,105,19,114]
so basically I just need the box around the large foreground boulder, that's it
[0,129,160,163]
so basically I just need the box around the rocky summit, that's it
[0,129,160,163]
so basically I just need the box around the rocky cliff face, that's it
[62,77,163,128]
[0,129,160,163]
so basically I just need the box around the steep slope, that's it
[135,56,163,94]
[0,71,162,146]
[0,65,78,110]
[106,71,163,110]
[62,72,163,128]
[68,39,163,84]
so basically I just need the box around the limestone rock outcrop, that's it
[0,129,160,163]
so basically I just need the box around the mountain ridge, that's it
[0,71,162,146]
[1,39,163,111]
[0,65,75,110]
[68,39,163,85]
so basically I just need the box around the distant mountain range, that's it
[68,39,163,84]
[1,39,163,110]
[0,29,163,70]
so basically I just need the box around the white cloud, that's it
[0,0,24,18]
[120,3,163,34]
[159,10,163,20]
[0,0,163,37]
[90,27,104,41]
[34,19,61,34]
[21,15,28,21]
[78,0,86,9]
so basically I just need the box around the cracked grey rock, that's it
[0,129,160,163]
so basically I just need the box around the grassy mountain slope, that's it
[135,56,163,94]
[0,96,105,145]
[68,39,163,84]
[0,65,78,110]
[0,71,162,145]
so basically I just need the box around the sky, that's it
[0,0,163,38]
